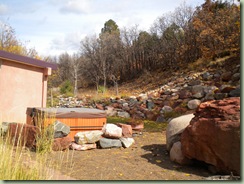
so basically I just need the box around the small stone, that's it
[170,141,192,165]
[160,106,173,114]
[232,73,240,82]
[119,137,135,148]
[221,71,232,82]
[229,88,240,97]
[187,99,201,110]
[117,111,130,118]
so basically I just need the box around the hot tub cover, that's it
[26,107,107,118]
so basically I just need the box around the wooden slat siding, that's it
[53,117,106,139]
[27,115,106,140]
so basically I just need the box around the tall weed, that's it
[0,110,74,180]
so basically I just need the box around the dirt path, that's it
[49,131,211,180]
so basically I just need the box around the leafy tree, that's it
[0,20,39,58]
[60,80,73,96]
[192,0,240,59]
[101,19,120,34]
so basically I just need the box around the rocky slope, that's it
[56,57,240,123]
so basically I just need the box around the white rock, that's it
[187,99,201,110]
[74,130,103,145]
[166,113,194,151]
[102,123,122,138]
[99,138,122,149]
[161,106,173,114]
[117,111,130,118]
[170,141,192,165]
[71,142,96,151]
[120,137,135,148]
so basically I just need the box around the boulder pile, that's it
[56,65,240,123]
[71,123,135,150]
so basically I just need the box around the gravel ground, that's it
[49,131,212,180]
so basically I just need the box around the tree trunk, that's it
[103,76,106,94]
[50,87,53,107]
[115,81,119,96]
[74,69,78,97]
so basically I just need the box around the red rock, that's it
[117,123,133,138]
[8,123,40,148]
[181,97,240,175]
[52,136,72,151]
[96,103,104,110]
[111,103,122,108]
[179,90,192,99]
[144,111,158,121]
[220,86,236,93]
[221,71,232,82]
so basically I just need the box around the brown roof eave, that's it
[0,50,57,70]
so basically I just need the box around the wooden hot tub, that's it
[26,107,107,139]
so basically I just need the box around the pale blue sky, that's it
[0,0,205,57]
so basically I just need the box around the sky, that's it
[0,0,205,57]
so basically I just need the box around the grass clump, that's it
[143,120,168,132]
[0,111,73,180]
[0,132,46,180]
[107,116,130,124]
[107,116,168,132]
[35,124,54,154]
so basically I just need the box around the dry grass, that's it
[0,115,74,180]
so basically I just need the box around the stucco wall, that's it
[0,59,47,123]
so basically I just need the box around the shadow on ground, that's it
[141,144,211,178]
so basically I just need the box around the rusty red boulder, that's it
[52,136,73,151]
[181,97,240,175]
[7,123,40,148]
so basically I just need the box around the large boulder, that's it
[99,138,122,149]
[117,123,132,138]
[52,136,72,151]
[70,142,96,151]
[166,113,194,151]
[102,124,122,138]
[74,130,103,145]
[181,97,240,175]
[7,123,40,148]
[53,120,70,138]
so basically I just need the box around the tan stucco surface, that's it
[0,59,48,123]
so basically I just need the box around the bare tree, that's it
[69,53,83,96]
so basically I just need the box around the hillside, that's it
[77,54,240,98]
[52,53,240,125]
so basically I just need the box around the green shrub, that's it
[60,80,73,96]
[35,124,54,154]
[98,85,106,93]
[163,111,181,120]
